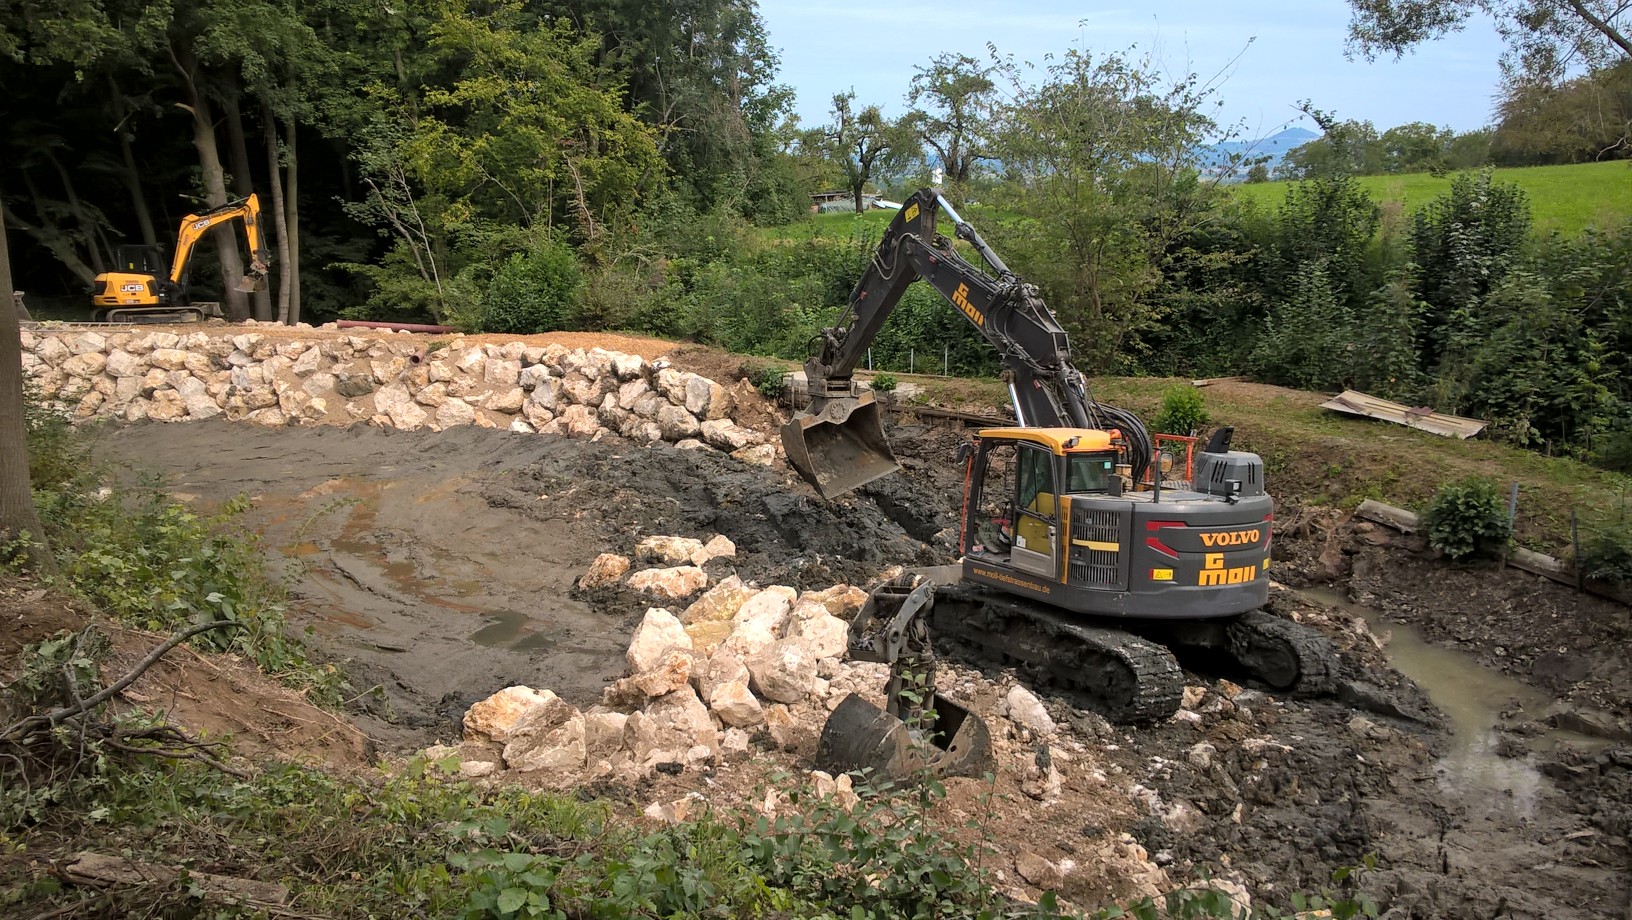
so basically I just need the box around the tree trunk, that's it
[223,94,273,321]
[45,152,106,273]
[118,132,159,246]
[283,117,301,325]
[173,44,249,322]
[264,114,293,324]
[5,208,97,286]
[111,75,159,247]
[0,194,56,575]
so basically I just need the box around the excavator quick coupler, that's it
[781,389,900,499]
[814,577,993,782]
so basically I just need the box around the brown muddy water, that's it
[98,421,633,746]
[1302,586,1599,820]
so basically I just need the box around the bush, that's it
[869,372,898,393]
[1577,520,1632,584]
[1152,385,1209,435]
[1424,476,1513,561]
[742,361,788,400]
[473,239,582,334]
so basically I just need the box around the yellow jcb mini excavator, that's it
[784,188,1337,781]
[90,194,271,323]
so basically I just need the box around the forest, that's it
[2,0,1630,467]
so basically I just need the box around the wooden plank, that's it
[1319,389,1487,439]
[1355,500,1420,534]
[897,405,1013,427]
[1191,376,1247,387]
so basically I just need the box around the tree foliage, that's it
[903,52,1001,186]
[1345,0,1631,84]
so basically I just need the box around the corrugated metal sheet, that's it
[1319,389,1488,439]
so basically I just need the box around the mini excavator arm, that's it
[170,194,273,294]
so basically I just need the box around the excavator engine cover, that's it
[816,691,992,782]
[781,390,900,499]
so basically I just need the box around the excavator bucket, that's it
[781,391,900,499]
[816,692,992,782]
[234,272,268,294]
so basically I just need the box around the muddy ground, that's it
[90,392,1632,918]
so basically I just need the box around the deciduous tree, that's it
[1345,0,1630,82]
[904,52,1001,186]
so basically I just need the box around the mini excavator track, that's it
[928,583,1187,723]
[1223,610,1338,696]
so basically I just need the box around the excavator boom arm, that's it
[784,187,1150,498]
[168,194,272,288]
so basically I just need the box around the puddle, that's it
[468,609,557,652]
[1301,587,1564,818]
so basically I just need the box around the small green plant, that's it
[1577,520,1632,584]
[1153,385,1210,436]
[1424,476,1513,561]
[869,372,898,393]
[743,361,787,400]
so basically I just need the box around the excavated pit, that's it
[86,394,1631,918]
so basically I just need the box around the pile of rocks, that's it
[451,571,883,784]
[20,328,772,460]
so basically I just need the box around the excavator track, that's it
[928,583,1185,723]
[1223,610,1338,696]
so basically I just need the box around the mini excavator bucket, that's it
[813,577,993,783]
[781,390,900,499]
[235,266,269,294]
[817,691,991,782]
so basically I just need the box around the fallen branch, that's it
[1,620,238,742]
[61,851,291,911]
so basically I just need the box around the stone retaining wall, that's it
[19,327,772,459]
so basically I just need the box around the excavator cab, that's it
[963,428,1123,588]
[115,244,168,276]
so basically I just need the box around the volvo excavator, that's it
[785,188,1337,781]
[89,194,271,323]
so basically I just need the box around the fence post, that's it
[910,349,915,374]
[944,345,949,376]
[1572,508,1584,591]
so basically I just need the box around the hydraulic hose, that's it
[1092,402,1153,484]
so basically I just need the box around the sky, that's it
[756,0,1509,140]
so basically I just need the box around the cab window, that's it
[1017,446,1055,512]
[1066,452,1116,493]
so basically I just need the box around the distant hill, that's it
[1200,127,1319,182]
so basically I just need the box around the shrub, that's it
[1577,520,1632,584]
[1152,385,1209,435]
[869,372,898,393]
[742,361,788,400]
[473,239,582,334]
[1424,476,1513,561]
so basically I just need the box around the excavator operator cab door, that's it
[964,438,1060,580]
[115,244,167,277]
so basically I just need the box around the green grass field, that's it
[1230,161,1631,234]
[764,161,1629,242]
